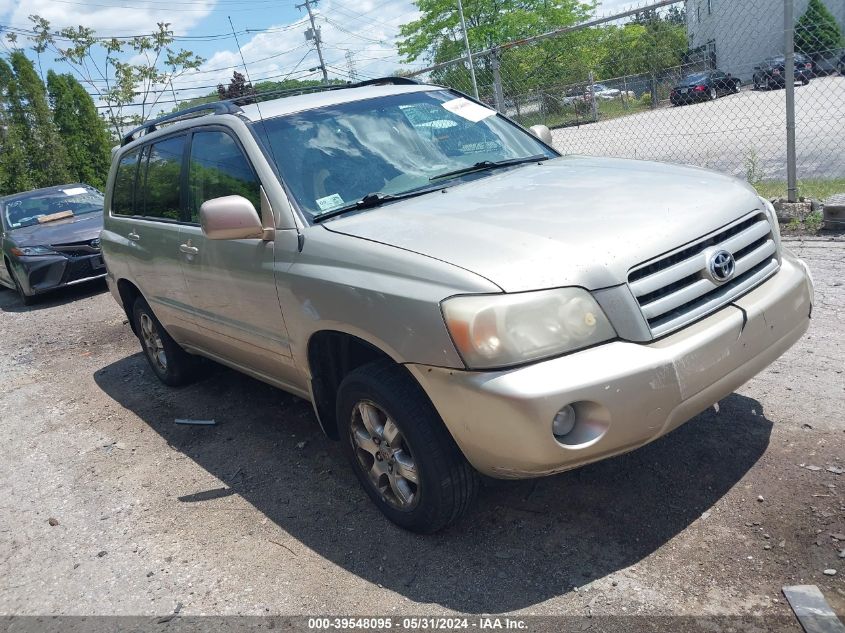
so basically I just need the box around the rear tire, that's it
[709,87,717,100]
[337,360,478,533]
[132,297,197,386]
[731,79,741,94]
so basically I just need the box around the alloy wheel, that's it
[349,400,419,510]
[139,313,168,372]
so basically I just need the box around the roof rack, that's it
[226,76,422,105]
[120,76,423,147]
[121,101,243,146]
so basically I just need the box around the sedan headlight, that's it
[10,246,59,257]
[441,288,616,369]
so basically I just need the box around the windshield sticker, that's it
[441,98,496,123]
[315,193,345,211]
[61,187,88,196]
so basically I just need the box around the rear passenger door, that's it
[109,135,196,339]
[177,127,293,380]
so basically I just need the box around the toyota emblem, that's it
[708,249,736,283]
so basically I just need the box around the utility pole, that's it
[297,0,329,84]
[456,0,479,99]
[345,50,358,82]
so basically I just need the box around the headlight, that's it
[759,197,782,253]
[441,288,616,369]
[10,246,59,257]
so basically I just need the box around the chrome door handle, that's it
[179,243,199,255]
[127,231,140,241]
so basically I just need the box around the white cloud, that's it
[171,0,419,100]
[0,0,216,35]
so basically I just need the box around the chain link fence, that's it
[407,0,845,201]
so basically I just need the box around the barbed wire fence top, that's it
[406,0,845,200]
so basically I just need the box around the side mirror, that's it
[529,124,553,146]
[199,195,265,240]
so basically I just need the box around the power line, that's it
[32,0,287,13]
[92,68,322,110]
[0,20,302,42]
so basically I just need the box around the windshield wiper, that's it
[429,154,549,182]
[313,185,444,223]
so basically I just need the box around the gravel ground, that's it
[0,237,843,621]
[552,77,845,181]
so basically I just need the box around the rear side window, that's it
[188,130,261,223]
[141,135,186,221]
[112,150,140,215]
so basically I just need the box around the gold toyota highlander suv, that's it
[102,78,814,532]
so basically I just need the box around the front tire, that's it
[132,297,196,386]
[337,361,478,533]
[11,270,34,306]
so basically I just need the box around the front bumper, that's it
[671,92,707,104]
[11,252,107,296]
[408,253,813,479]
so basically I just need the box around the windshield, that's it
[253,89,557,218]
[682,73,709,84]
[2,186,103,229]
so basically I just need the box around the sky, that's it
[0,0,644,109]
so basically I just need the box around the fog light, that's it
[552,405,577,438]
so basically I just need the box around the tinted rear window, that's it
[112,150,140,215]
[141,136,185,220]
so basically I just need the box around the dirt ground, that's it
[0,236,843,622]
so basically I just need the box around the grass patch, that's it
[755,178,845,201]
[512,96,650,130]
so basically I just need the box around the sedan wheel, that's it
[709,87,717,100]
[11,271,34,306]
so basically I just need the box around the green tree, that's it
[47,70,112,189]
[217,70,255,101]
[598,18,688,79]
[0,59,34,195]
[8,51,71,188]
[397,0,594,64]
[27,17,205,137]
[795,0,844,56]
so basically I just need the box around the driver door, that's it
[177,127,295,382]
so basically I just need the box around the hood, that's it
[7,212,103,247]
[323,156,764,292]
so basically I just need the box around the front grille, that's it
[63,256,105,283]
[52,240,100,258]
[65,258,95,282]
[628,212,780,338]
